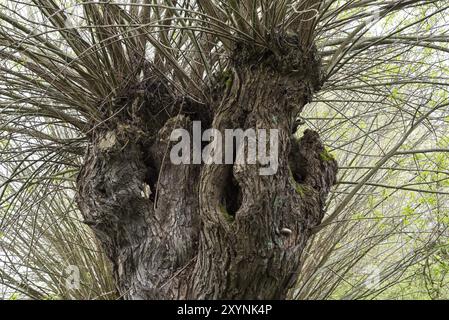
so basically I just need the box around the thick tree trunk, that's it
[76,40,337,299]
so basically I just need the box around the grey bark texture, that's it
[76,39,338,299]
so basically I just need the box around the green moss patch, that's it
[320,148,335,162]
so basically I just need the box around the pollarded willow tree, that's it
[1,0,449,299]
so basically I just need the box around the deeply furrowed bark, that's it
[76,39,338,299]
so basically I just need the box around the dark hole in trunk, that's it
[222,171,242,218]
[221,138,243,218]
[289,136,307,184]
[143,153,158,202]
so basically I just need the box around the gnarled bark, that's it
[76,39,338,300]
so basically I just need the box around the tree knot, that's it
[289,129,338,204]
[231,35,323,93]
